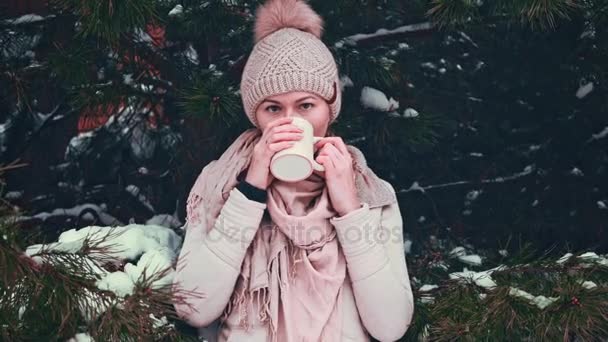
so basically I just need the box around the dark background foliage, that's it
[1,0,606,259]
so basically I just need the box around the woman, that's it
[172,0,414,341]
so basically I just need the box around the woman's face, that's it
[255,91,331,137]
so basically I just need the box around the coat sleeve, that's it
[329,180,415,342]
[172,187,266,328]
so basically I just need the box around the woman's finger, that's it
[271,124,304,134]
[265,117,294,132]
[262,117,295,139]
[324,143,345,164]
[316,143,332,157]
[268,140,296,152]
[268,131,303,144]
[315,136,349,158]
[316,155,334,173]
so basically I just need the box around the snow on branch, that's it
[399,165,536,194]
[587,126,608,143]
[340,22,435,47]
[1,14,56,26]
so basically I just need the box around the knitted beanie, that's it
[240,0,342,128]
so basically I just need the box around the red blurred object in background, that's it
[78,22,168,133]
[5,0,169,133]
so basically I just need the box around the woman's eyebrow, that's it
[296,96,315,102]
[262,96,316,104]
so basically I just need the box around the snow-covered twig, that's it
[15,203,123,226]
[1,14,56,26]
[340,22,434,47]
[586,126,608,143]
[345,136,366,145]
[458,31,478,48]
[398,165,536,194]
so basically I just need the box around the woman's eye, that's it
[265,103,313,112]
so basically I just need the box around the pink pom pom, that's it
[254,0,324,43]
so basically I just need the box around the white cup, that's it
[270,117,325,182]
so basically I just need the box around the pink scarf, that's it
[185,128,396,342]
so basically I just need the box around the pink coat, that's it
[173,180,414,341]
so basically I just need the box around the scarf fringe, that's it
[290,240,302,283]
[253,287,271,323]
[277,239,302,286]
[221,244,292,333]
[220,273,251,331]
[219,225,340,339]
[221,284,274,334]
[184,192,204,230]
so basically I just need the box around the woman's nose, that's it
[284,107,301,118]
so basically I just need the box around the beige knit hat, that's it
[240,0,342,128]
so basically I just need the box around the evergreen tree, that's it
[1,0,607,340]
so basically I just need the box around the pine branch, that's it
[506,0,579,30]
[51,0,160,44]
[408,248,608,341]
[427,0,480,29]
[427,0,581,30]
[0,215,203,340]
[177,73,242,126]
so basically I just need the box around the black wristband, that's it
[236,180,268,203]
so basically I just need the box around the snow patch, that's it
[459,254,482,266]
[6,14,45,25]
[404,239,412,254]
[67,332,94,342]
[575,82,593,99]
[407,181,425,193]
[339,75,354,91]
[556,253,573,264]
[449,268,499,289]
[419,284,438,292]
[185,44,199,65]
[168,5,184,17]
[360,87,399,112]
[508,287,558,309]
[403,108,419,118]
[577,252,608,266]
[4,191,24,200]
[25,224,181,304]
[570,167,584,176]
[580,280,597,289]
[588,126,608,142]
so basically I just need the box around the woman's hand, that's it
[314,137,362,216]
[245,117,304,190]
